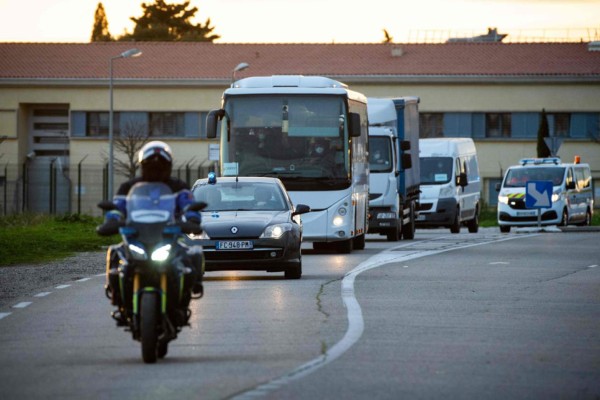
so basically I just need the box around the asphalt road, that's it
[0,228,598,399]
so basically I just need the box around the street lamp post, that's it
[108,48,142,200]
[231,62,249,87]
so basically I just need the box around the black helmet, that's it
[138,141,173,182]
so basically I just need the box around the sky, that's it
[0,0,598,43]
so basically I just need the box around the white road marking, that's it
[489,261,509,265]
[12,302,32,309]
[76,277,92,282]
[55,284,71,289]
[233,233,531,399]
[0,313,11,320]
[34,292,52,298]
[588,265,598,268]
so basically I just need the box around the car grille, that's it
[204,249,284,261]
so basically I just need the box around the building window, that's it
[86,112,119,136]
[486,113,511,137]
[550,113,570,137]
[420,113,444,138]
[149,112,184,137]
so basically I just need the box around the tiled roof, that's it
[1,42,599,82]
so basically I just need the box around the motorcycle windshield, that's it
[125,182,176,224]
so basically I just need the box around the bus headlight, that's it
[337,207,347,216]
[333,216,345,226]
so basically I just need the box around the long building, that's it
[0,41,599,215]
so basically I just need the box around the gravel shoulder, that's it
[0,252,106,309]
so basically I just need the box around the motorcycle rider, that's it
[99,140,203,325]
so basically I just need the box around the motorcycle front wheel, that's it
[141,292,159,363]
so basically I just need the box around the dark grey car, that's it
[190,176,310,279]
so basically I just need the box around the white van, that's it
[496,157,594,232]
[417,138,481,233]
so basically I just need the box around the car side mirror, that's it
[495,182,501,192]
[292,204,310,216]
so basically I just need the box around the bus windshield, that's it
[220,95,350,190]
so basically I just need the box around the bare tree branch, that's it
[114,121,149,179]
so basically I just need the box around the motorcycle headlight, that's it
[128,243,147,260]
[260,223,292,239]
[151,244,172,262]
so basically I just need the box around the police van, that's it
[496,157,594,232]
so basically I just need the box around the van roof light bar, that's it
[519,157,561,166]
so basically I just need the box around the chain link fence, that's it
[0,162,216,217]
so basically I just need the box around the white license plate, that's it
[216,241,253,250]
[516,211,536,217]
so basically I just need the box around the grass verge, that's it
[0,214,115,267]
[0,209,597,267]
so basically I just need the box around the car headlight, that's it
[151,244,172,262]
[498,195,509,205]
[260,223,292,239]
[552,192,560,202]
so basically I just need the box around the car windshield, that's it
[504,166,566,188]
[420,157,453,185]
[193,181,289,212]
[125,182,176,224]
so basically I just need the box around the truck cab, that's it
[367,97,420,241]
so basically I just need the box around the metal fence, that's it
[0,162,216,217]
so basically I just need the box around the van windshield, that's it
[504,167,565,188]
[420,157,453,184]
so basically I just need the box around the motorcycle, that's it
[97,182,205,363]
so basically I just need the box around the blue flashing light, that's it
[208,171,217,184]
[519,157,561,166]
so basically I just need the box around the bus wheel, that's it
[353,234,365,250]
[336,239,353,254]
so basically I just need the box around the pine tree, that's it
[90,2,112,42]
[118,0,220,42]
[536,108,551,157]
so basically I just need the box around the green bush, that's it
[0,213,115,267]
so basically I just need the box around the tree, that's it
[91,2,113,42]
[536,108,551,158]
[118,0,220,42]
[114,121,150,179]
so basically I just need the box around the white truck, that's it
[367,97,420,240]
